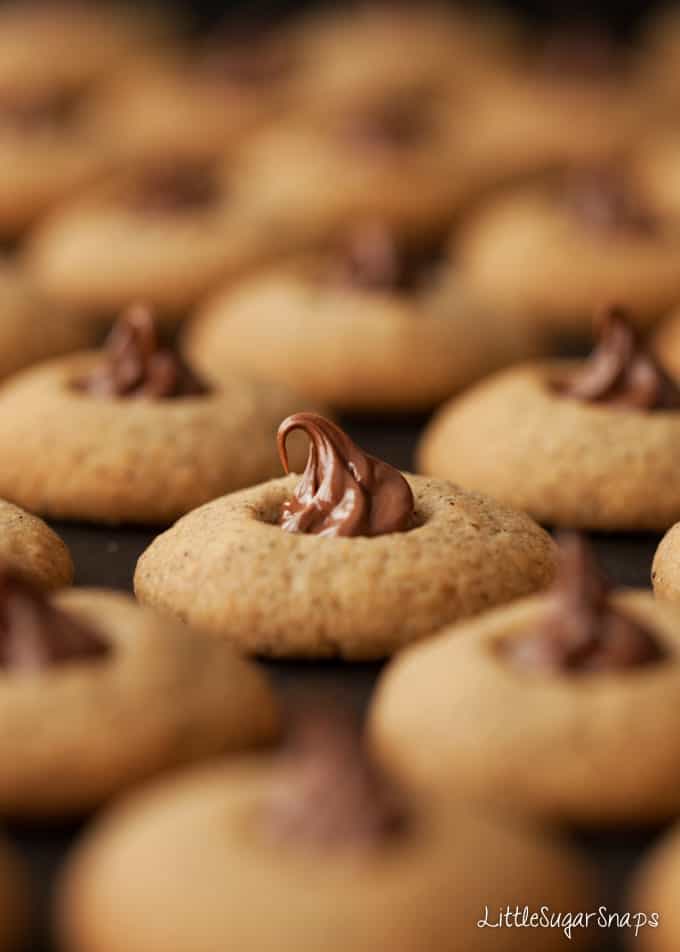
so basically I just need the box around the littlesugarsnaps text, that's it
[477,905,660,940]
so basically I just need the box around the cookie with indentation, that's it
[87,22,302,167]
[457,164,680,336]
[463,26,644,189]
[25,156,291,322]
[184,224,544,413]
[0,500,72,589]
[235,86,474,247]
[0,1,175,98]
[0,307,319,525]
[0,579,279,818]
[135,414,555,659]
[291,2,517,115]
[0,258,96,378]
[370,536,680,826]
[652,524,680,602]
[420,309,680,530]
[0,83,114,238]
[57,712,596,952]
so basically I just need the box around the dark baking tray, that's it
[10,414,663,952]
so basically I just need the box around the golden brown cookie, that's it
[652,302,680,381]
[370,538,680,827]
[419,310,680,530]
[0,308,319,525]
[0,0,174,97]
[87,24,300,167]
[0,258,96,378]
[463,28,644,186]
[184,226,544,412]
[631,822,680,951]
[290,2,518,113]
[24,157,287,322]
[0,500,72,589]
[57,719,596,952]
[0,85,112,238]
[236,90,472,246]
[135,415,555,658]
[457,167,680,336]
[0,581,279,818]
[652,524,680,601]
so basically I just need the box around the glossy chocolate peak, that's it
[562,307,680,410]
[278,413,415,538]
[503,534,665,674]
[0,570,109,671]
[82,305,207,399]
[567,170,657,236]
[266,710,408,849]
[129,162,219,214]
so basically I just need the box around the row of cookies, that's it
[7,3,680,357]
[0,444,587,952]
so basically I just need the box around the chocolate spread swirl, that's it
[566,170,657,236]
[202,34,294,89]
[127,162,219,215]
[265,709,409,849]
[80,304,207,399]
[560,307,680,410]
[329,223,442,293]
[277,413,415,538]
[343,93,431,153]
[0,90,78,132]
[0,570,109,671]
[502,534,665,673]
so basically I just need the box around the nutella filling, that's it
[538,26,626,83]
[501,534,665,673]
[0,570,109,671]
[264,710,409,849]
[278,413,415,538]
[0,89,78,132]
[566,169,658,236]
[79,304,208,399]
[560,307,680,410]
[343,92,432,153]
[328,223,443,293]
[202,36,294,89]
[127,162,219,215]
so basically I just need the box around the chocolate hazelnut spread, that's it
[80,304,207,399]
[344,93,431,153]
[0,90,78,132]
[0,570,109,671]
[265,710,408,849]
[202,36,293,89]
[566,170,657,236]
[128,162,219,214]
[502,534,665,673]
[277,413,415,538]
[329,223,442,293]
[561,307,680,410]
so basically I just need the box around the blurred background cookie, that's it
[0,579,279,818]
[58,709,596,952]
[184,223,545,412]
